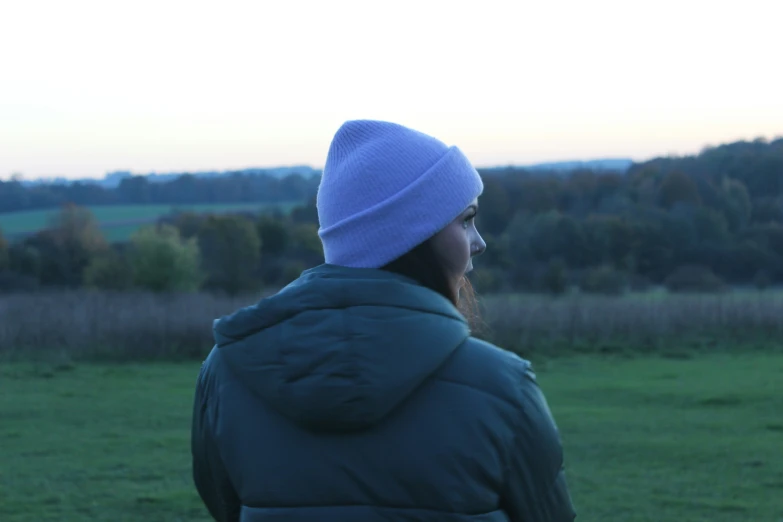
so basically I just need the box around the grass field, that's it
[2,352,781,521]
[0,202,301,242]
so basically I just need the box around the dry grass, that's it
[0,290,263,361]
[481,290,783,356]
[2,288,783,362]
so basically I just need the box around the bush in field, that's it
[287,223,325,267]
[754,269,772,291]
[581,265,628,295]
[628,272,654,292]
[256,215,290,256]
[281,260,307,287]
[469,267,505,294]
[19,204,110,287]
[0,229,8,271]
[83,247,134,291]
[6,243,41,281]
[0,271,39,292]
[542,258,568,295]
[664,264,726,293]
[129,224,202,292]
[197,215,262,296]
[163,211,205,239]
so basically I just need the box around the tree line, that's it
[0,203,324,295]
[0,136,782,296]
[471,137,783,293]
[0,171,321,213]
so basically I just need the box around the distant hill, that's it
[6,135,779,219]
[19,165,322,189]
[0,169,321,216]
[522,158,634,172]
[18,158,633,188]
[481,158,634,177]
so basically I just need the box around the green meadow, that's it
[0,202,300,242]
[1,352,781,521]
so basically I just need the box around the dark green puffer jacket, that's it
[191,264,576,522]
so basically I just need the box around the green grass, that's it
[2,352,782,521]
[535,352,783,521]
[0,362,205,522]
[0,202,301,242]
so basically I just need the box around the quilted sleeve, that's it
[191,358,242,522]
[501,363,577,522]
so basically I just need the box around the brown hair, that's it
[381,239,483,333]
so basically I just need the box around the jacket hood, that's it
[212,264,470,433]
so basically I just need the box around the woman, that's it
[191,120,577,521]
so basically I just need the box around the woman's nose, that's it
[472,235,487,257]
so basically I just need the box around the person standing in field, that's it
[191,120,577,522]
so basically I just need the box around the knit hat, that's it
[316,120,484,268]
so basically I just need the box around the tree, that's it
[658,171,701,209]
[719,178,752,232]
[197,215,262,296]
[475,176,511,236]
[7,242,41,279]
[287,223,324,267]
[664,265,726,293]
[290,197,318,224]
[36,203,110,286]
[542,258,568,295]
[528,211,588,267]
[692,207,730,245]
[48,203,107,252]
[129,224,202,292]
[581,264,628,295]
[0,228,8,271]
[257,215,289,256]
[751,197,783,224]
[629,221,675,281]
[83,247,134,291]
[166,211,206,239]
[583,215,634,269]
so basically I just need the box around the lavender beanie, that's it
[316,120,484,268]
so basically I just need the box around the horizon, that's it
[9,136,783,184]
[2,0,781,181]
[5,132,782,183]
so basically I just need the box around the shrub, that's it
[542,258,568,295]
[0,229,8,271]
[0,271,40,293]
[197,215,262,296]
[469,267,505,294]
[7,243,41,279]
[664,264,726,293]
[628,273,654,292]
[281,261,307,287]
[83,249,134,291]
[129,225,202,293]
[581,265,628,295]
[754,269,772,291]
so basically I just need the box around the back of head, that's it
[316,120,484,269]
[213,120,486,433]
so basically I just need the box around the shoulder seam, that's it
[434,377,522,412]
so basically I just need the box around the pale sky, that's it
[1,0,781,180]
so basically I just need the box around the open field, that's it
[0,202,301,242]
[1,352,781,521]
